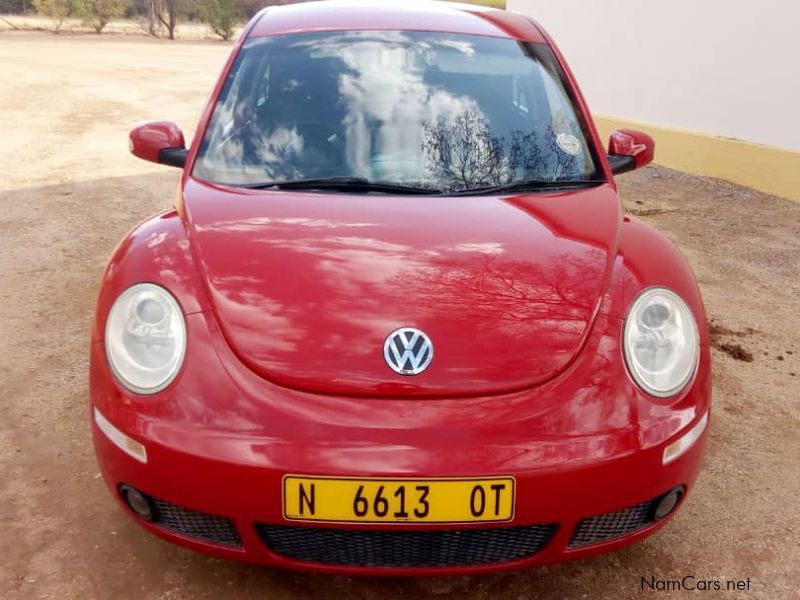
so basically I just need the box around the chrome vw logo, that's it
[383,327,434,376]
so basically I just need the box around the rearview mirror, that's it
[129,121,188,169]
[607,129,655,175]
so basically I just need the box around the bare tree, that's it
[421,112,584,191]
[152,0,177,40]
[139,0,157,36]
[0,16,20,29]
[422,111,507,191]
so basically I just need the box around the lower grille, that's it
[569,497,658,547]
[149,497,241,547]
[256,523,557,568]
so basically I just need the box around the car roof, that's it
[248,0,547,44]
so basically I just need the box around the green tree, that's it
[202,0,238,41]
[79,0,126,32]
[33,0,75,31]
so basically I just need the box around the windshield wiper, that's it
[448,179,605,196]
[242,177,441,195]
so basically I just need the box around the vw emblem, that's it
[383,327,434,376]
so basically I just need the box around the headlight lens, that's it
[105,283,186,394]
[623,287,699,397]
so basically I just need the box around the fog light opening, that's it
[120,485,153,521]
[653,486,684,521]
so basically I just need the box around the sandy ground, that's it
[0,31,798,600]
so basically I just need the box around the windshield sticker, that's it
[556,133,582,156]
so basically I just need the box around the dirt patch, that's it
[1,31,799,600]
[708,322,757,361]
[626,205,677,217]
[708,322,758,338]
[715,342,754,362]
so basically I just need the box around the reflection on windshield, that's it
[421,112,583,190]
[194,30,599,192]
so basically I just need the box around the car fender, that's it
[599,215,709,347]
[91,208,210,343]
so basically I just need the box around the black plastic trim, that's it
[568,486,686,548]
[608,154,636,175]
[256,522,558,567]
[117,484,241,547]
[158,147,188,169]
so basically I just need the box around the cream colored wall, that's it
[507,0,800,152]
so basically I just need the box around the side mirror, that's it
[129,121,188,169]
[607,128,655,175]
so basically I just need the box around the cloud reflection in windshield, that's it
[194,30,597,189]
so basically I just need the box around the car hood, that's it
[182,178,621,398]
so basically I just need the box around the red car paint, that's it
[90,0,710,575]
[129,121,185,164]
[247,0,547,43]
[184,180,620,398]
[609,129,656,170]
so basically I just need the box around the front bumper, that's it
[90,311,710,575]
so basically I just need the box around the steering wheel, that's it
[215,120,344,173]
[282,122,344,168]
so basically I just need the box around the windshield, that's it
[193,31,602,193]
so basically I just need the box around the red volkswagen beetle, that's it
[91,0,710,574]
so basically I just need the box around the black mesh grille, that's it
[569,498,656,547]
[256,523,557,568]
[149,497,241,547]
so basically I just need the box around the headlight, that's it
[623,287,699,397]
[105,283,186,394]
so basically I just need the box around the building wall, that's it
[507,0,800,199]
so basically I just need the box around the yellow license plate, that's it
[283,476,515,524]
